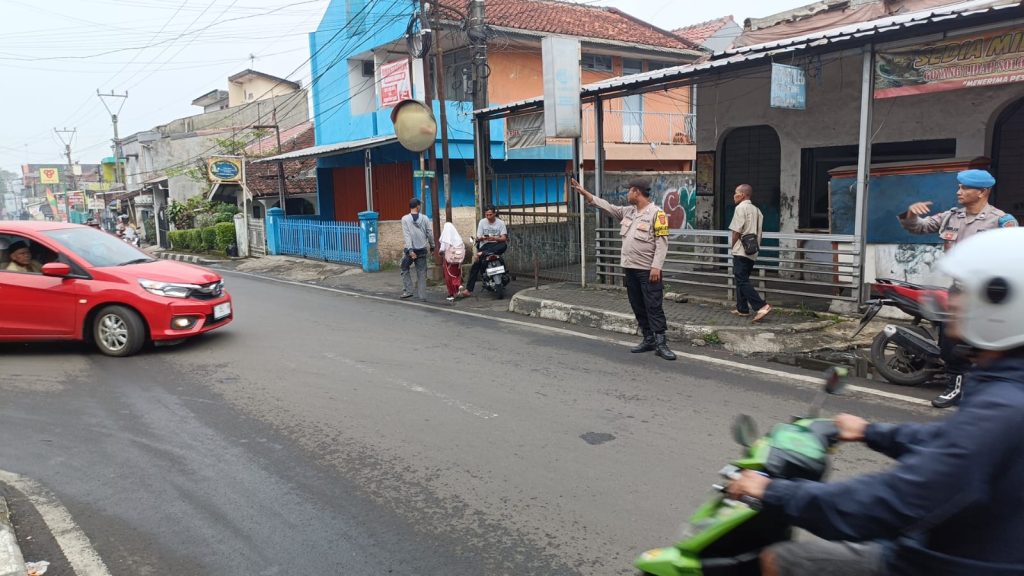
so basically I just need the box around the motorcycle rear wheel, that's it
[869,326,940,386]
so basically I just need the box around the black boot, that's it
[932,373,963,408]
[631,330,656,353]
[654,333,677,361]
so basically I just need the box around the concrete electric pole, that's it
[97,90,129,185]
[54,127,77,222]
[468,0,490,215]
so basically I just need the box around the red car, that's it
[0,221,232,356]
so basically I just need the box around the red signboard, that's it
[380,59,412,108]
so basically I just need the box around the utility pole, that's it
[55,127,77,222]
[98,90,128,185]
[468,0,489,216]
[254,122,286,215]
[420,0,441,248]
[433,16,453,224]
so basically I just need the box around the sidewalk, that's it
[509,284,879,359]
[0,497,25,576]
[191,253,881,363]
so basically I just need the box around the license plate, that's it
[214,302,232,320]
[487,266,505,275]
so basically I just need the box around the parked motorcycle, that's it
[472,238,512,299]
[851,278,945,386]
[635,367,848,576]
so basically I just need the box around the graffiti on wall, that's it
[874,243,947,283]
[599,172,700,236]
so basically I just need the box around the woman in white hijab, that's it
[438,222,466,303]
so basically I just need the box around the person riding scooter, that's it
[728,227,1024,576]
[460,206,508,298]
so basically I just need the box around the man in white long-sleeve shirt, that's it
[400,198,434,301]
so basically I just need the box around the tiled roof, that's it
[437,0,700,51]
[245,122,318,198]
[674,16,734,45]
[245,121,314,157]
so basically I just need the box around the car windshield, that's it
[44,227,156,268]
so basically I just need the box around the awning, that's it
[252,135,398,163]
[477,0,1022,119]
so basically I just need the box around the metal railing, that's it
[582,109,696,145]
[277,217,361,264]
[489,173,593,284]
[596,229,862,309]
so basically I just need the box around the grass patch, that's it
[703,331,723,345]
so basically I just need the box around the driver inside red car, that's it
[5,240,43,274]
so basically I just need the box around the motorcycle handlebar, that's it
[739,496,763,510]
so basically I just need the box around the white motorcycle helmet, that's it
[938,227,1024,351]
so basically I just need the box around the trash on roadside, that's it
[26,560,49,575]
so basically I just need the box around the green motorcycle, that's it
[635,368,848,576]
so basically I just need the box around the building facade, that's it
[295,0,702,260]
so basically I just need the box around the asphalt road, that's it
[0,271,932,576]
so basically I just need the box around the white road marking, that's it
[222,269,932,408]
[324,353,499,419]
[0,469,112,576]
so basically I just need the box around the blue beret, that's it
[957,169,996,189]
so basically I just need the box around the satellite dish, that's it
[390,99,437,153]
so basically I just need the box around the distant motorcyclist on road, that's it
[898,169,1018,408]
[460,206,508,298]
[728,227,1024,576]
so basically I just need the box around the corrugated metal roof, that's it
[252,135,398,163]
[477,0,1021,118]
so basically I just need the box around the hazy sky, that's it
[0,0,805,174]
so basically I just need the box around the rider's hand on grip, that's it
[835,413,869,442]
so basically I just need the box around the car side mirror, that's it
[732,414,759,447]
[41,262,72,277]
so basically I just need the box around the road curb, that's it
[153,251,222,266]
[508,288,834,343]
[0,498,27,576]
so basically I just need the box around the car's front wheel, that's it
[93,305,147,357]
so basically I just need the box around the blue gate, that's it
[277,217,361,264]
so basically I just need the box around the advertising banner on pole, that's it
[39,167,60,184]
[542,37,581,138]
[380,59,412,108]
[875,26,1024,98]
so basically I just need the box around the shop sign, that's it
[39,167,60,184]
[770,64,806,110]
[876,26,1024,98]
[208,156,243,182]
[506,111,546,150]
[380,59,412,108]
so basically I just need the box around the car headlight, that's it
[139,278,198,298]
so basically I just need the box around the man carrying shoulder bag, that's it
[729,184,771,323]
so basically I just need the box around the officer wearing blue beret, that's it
[898,168,1018,408]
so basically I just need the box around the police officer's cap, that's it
[628,177,652,196]
[957,169,996,189]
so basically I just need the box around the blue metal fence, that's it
[277,217,362,264]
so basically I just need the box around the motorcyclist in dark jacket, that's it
[728,227,1024,576]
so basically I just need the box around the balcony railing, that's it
[582,109,695,146]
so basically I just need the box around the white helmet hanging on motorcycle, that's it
[938,227,1024,351]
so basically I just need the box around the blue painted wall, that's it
[309,0,574,215]
[830,171,957,243]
